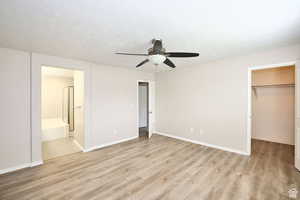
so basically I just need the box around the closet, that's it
[251,66,295,145]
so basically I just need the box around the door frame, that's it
[31,53,92,165]
[247,61,297,155]
[137,80,155,138]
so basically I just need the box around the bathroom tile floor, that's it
[42,137,81,160]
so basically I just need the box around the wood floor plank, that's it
[0,134,299,200]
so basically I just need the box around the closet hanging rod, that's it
[252,83,295,88]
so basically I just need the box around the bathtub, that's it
[42,118,69,141]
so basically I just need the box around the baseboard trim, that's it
[0,163,31,175]
[84,136,138,152]
[31,160,43,167]
[0,133,248,175]
[0,160,44,175]
[72,139,85,151]
[155,131,249,156]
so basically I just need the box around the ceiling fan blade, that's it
[164,58,176,68]
[116,53,148,56]
[165,52,199,57]
[136,59,149,68]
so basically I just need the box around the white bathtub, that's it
[42,118,69,141]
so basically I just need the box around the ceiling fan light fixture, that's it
[148,54,166,66]
[116,39,199,68]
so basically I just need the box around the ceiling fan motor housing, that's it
[148,47,166,55]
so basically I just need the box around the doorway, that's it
[251,65,295,144]
[41,66,85,160]
[247,62,297,168]
[138,82,149,138]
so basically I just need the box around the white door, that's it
[295,61,300,171]
[148,81,155,138]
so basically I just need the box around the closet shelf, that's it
[252,83,295,88]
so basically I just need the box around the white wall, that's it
[42,75,73,119]
[0,48,154,173]
[139,85,148,127]
[90,64,154,148]
[156,44,300,154]
[0,48,31,171]
[73,70,85,147]
[1,43,299,172]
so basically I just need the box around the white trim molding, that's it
[84,136,138,152]
[155,132,249,156]
[0,160,43,175]
[137,80,155,139]
[250,61,297,71]
[31,160,43,167]
[31,53,92,163]
[0,163,31,175]
[73,139,85,151]
[247,61,297,155]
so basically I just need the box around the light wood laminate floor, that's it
[0,134,299,200]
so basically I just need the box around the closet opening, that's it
[250,65,295,159]
[41,66,85,160]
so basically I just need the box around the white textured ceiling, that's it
[0,0,300,71]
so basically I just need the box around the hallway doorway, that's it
[138,82,149,138]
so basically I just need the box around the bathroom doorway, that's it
[41,66,85,160]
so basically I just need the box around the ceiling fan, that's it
[116,39,199,68]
